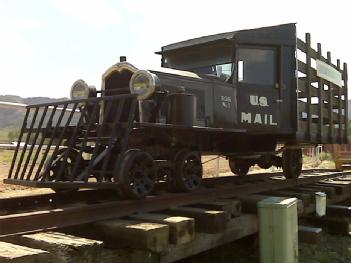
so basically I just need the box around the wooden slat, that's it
[297,38,318,58]
[317,43,324,138]
[297,61,317,77]
[343,62,348,141]
[297,38,306,52]
[337,59,343,141]
[298,79,319,97]
[327,52,333,139]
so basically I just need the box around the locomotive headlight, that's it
[129,70,159,100]
[70,79,96,100]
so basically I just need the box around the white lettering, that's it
[249,95,258,106]
[241,112,251,123]
[269,115,277,126]
[250,95,269,107]
[259,97,269,107]
[241,112,278,126]
[253,114,262,124]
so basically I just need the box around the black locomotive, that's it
[5,24,348,198]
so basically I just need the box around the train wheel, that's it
[119,149,156,199]
[45,148,79,194]
[174,151,202,192]
[229,159,250,176]
[282,148,302,179]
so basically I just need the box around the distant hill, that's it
[0,95,68,106]
[0,95,68,129]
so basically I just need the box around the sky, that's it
[0,0,349,98]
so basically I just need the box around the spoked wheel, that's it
[118,149,156,199]
[229,159,250,176]
[45,148,79,194]
[282,148,302,179]
[174,151,203,192]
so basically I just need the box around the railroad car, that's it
[4,23,348,198]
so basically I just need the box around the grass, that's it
[0,128,10,142]
[0,149,14,165]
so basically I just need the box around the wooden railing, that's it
[297,33,348,144]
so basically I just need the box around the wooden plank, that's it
[0,241,51,263]
[306,33,312,138]
[129,213,194,245]
[327,52,334,139]
[297,38,306,52]
[159,214,258,263]
[95,219,169,252]
[5,232,103,263]
[298,79,319,96]
[270,190,313,206]
[189,199,242,218]
[297,38,318,59]
[298,226,322,244]
[337,59,343,141]
[165,206,229,233]
[296,186,335,198]
[306,216,350,236]
[315,182,351,194]
[99,249,158,263]
[297,60,317,77]
[317,43,324,138]
[343,62,348,140]
[326,205,351,217]
[241,194,304,214]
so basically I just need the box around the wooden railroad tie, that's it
[298,226,323,244]
[0,241,51,263]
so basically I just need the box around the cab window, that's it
[191,63,233,80]
[237,48,276,85]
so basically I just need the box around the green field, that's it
[0,129,10,143]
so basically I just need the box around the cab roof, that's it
[157,23,296,54]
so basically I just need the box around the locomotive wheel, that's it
[282,148,302,179]
[174,151,202,192]
[119,149,156,199]
[45,148,79,194]
[229,159,250,176]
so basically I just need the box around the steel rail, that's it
[0,169,335,213]
[0,170,350,237]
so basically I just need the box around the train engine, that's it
[4,23,348,199]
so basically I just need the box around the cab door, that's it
[236,46,281,132]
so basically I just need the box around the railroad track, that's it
[1,169,350,237]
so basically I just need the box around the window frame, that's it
[235,45,278,87]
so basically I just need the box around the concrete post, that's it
[258,197,298,263]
